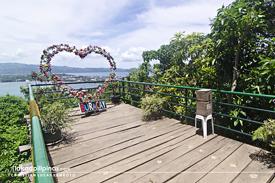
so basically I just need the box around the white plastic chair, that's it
[195,114,214,139]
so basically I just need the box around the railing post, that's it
[127,76,130,94]
[215,90,221,120]
[122,77,125,98]
[143,83,146,96]
[185,88,188,125]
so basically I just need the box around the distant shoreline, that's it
[0,71,129,83]
[0,62,133,75]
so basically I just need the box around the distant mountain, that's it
[0,63,131,75]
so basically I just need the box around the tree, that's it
[142,44,176,73]
[209,0,268,92]
[142,32,209,73]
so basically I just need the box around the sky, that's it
[0,0,233,70]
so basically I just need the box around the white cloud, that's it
[0,48,29,62]
[16,48,23,56]
[0,0,233,69]
[121,47,145,62]
[102,46,121,57]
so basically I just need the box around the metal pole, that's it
[185,88,188,125]
[122,77,125,97]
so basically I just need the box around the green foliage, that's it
[0,95,30,182]
[243,55,275,95]
[142,32,209,73]
[40,101,76,131]
[208,0,271,91]
[252,119,275,152]
[111,81,120,96]
[20,82,79,108]
[141,94,163,121]
[128,62,152,82]
[126,0,275,141]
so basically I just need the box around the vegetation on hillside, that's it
[126,0,275,147]
[0,95,30,182]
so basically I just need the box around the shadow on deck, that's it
[47,103,275,183]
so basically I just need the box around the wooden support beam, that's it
[17,162,32,178]
[19,144,31,153]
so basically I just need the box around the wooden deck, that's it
[47,103,275,183]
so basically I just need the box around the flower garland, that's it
[39,44,116,102]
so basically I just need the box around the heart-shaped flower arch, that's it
[39,44,116,102]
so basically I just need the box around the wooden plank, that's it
[54,121,188,169]
[67,133,218,183]
[50,118,186,166]
[197,144,261,183]
[168,138,243,183]
[46,103,272,183]
[28,174,33,182]
[57,127,195,182]
[56,124,193,182]
[51,112,143,147]
[49,111,145,147]
[127,136,228,183]
[19,144,31,153]
[70,104,142,126]
[68,112,143,133]
[18,162,32,178]
[232,150,275,183]
[49,117,176,152]
[49,120,144,162]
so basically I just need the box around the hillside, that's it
[0,63,131,75]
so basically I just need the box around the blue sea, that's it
[0,72,129,98]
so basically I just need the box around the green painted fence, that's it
[118,79,275,138]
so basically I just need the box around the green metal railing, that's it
[29,84,54,183]
[29,78,275,152]
[118,79,275,138]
